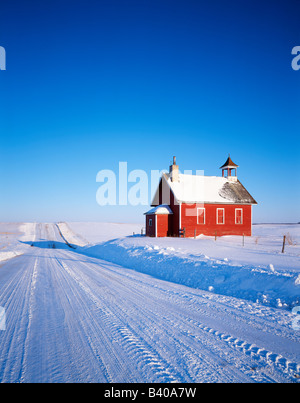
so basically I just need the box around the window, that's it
[235,208,243,224]
[217,208,225,224]
[197,208,205,224]
[149,218,153,227]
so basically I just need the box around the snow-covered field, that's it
[65,222,300,309]
[0,222,299,383]
[0,222,37,262]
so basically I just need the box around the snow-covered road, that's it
[0,223,299,383]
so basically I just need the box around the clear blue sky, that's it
[0,0,299,223]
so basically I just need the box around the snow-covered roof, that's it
[151,173,257,205]
[144,204,173,215]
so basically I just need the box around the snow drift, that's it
[81,236,300,310]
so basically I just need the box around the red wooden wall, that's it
[156,215,169,237]
[181,203,252,237]
[146,214,170,237]
[148,185,253,237]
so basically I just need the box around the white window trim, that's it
[216,208,225,224]
[197,207,205,224]
[235,208,243,224]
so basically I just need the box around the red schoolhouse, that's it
[145,156,257,237]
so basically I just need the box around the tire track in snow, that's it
[97,256,300,382]
[69,256,197,382]
[64,254,189,382]
[56,256,180,382]
[207,327,300,381]
[19,257,39,382]
[152,296,300,382]
[166,311,300,382]
[56,250,300,383]
[54,253,264,382]
[52,256,114,382]
[0,255,38,382]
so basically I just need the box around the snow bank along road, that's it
[0,223,299,383]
